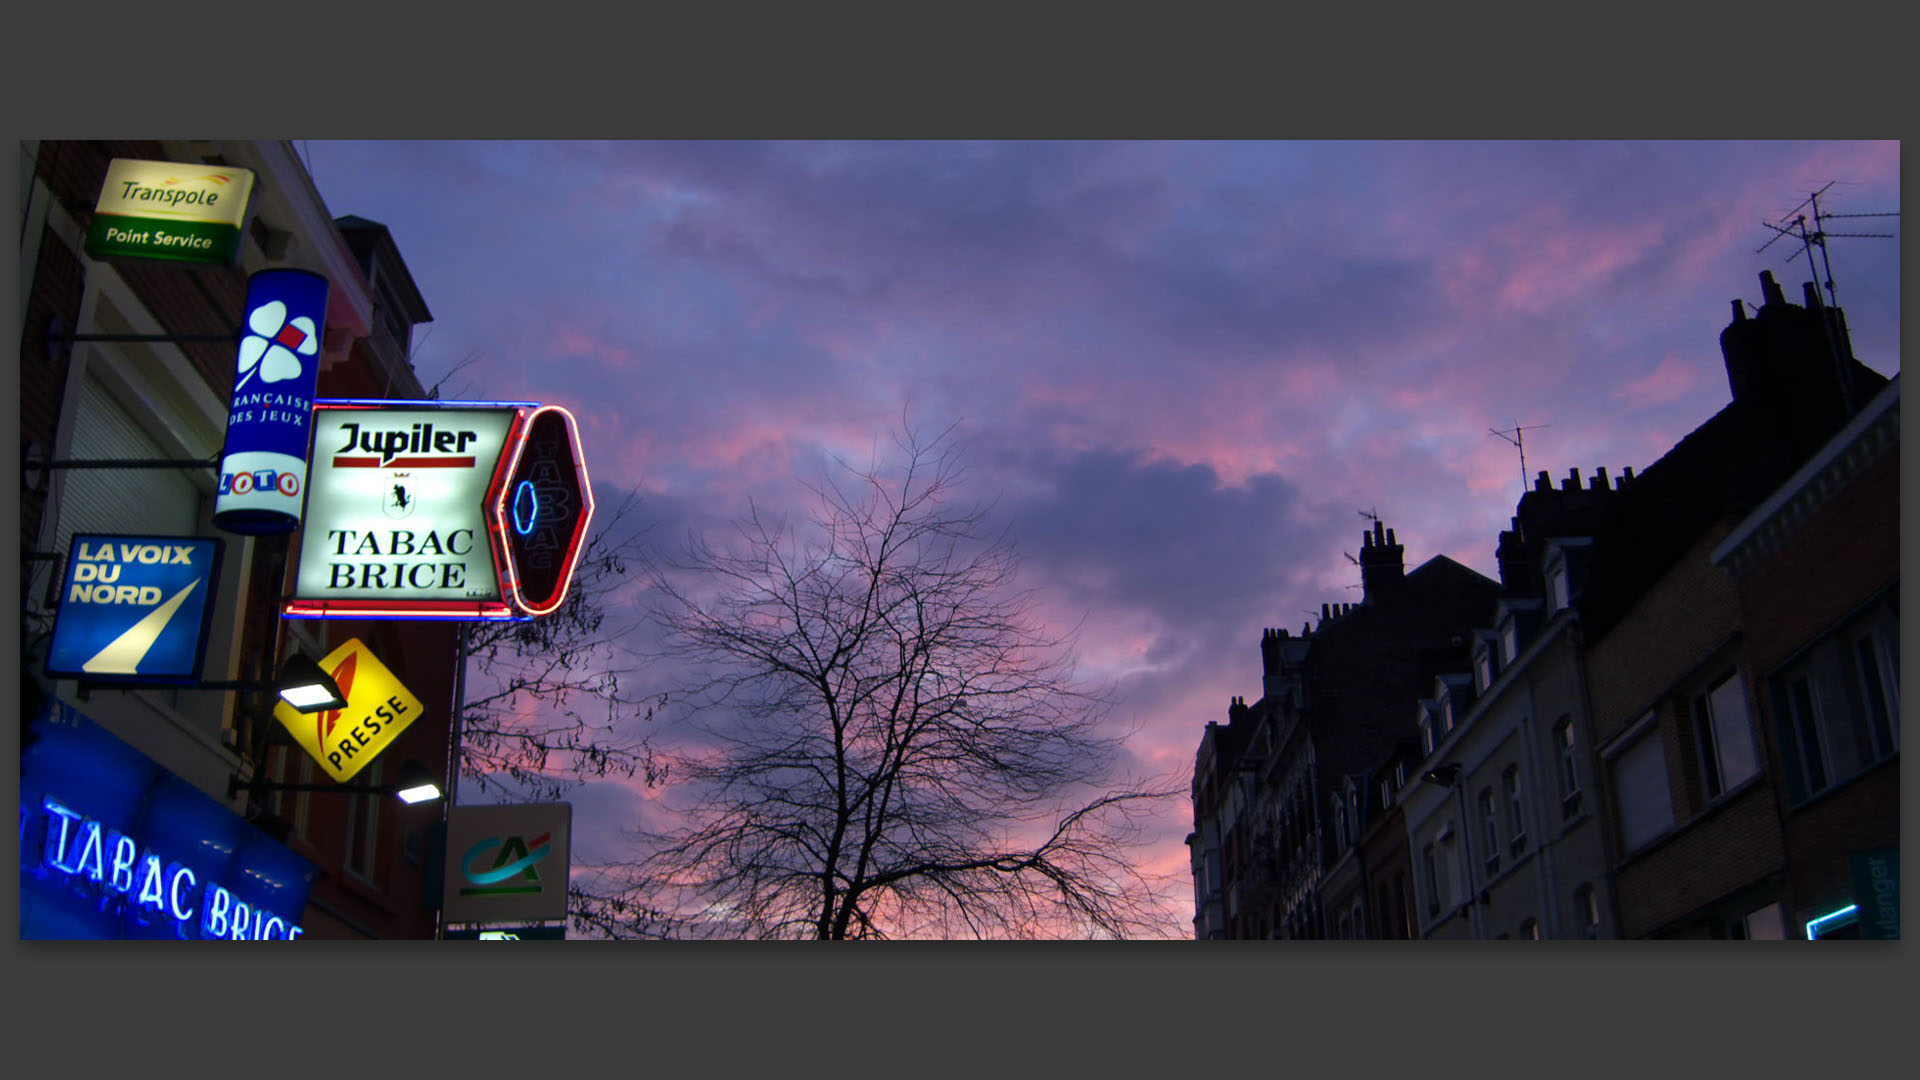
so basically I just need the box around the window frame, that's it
[1478,788,1500,875]
[1556,716,1582,818]
[1692,669,1761,802]
[1503,764,1526,854]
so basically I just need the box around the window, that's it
[1503,765,1526,854]
[1556,716,1582,817]
[1612,725,1675,855]
[1422,843,1440,916]
[1440,696,1454,735]
[1520,917,1540,940]
[1743,902,1786,941]
[1546,562,1570,613]
[1333,801,1348,849]
[1380,777,1395,810]
[1693,671,1760,800]
[1479,789,1500,875]
[1773,606,1900,805]
[1420,716,1437,757]
[1575,884,1600,939]
[1501,623,1520,668]
[344,760,382,883]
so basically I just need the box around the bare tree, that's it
[456,491,663,802]
[630,425,1183,939]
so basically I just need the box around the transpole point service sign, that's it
[85,158,256,266]
[214,269,330,535]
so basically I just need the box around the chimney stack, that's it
[1359,520,1405,603]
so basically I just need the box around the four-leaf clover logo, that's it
[235,299,317,391]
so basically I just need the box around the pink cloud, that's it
[1614,353,1700,408]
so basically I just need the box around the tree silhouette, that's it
[455,491,662,802]
[628,425,1182,939]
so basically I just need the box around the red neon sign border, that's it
[489,404,595,618]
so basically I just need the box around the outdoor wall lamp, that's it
[1422,763,1461,787]
[229,759,444,805]
[193,653,347,712]
[77,653,346,712]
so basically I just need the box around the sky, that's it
[300,140,1900,936]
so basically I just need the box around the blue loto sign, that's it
[214,268,330,534]
[20,699,317,939]
[46,534,221,683]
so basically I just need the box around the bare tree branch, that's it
[455,490,663,802]
[618,424,1184,939]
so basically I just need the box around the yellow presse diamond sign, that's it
[273,637,424,783]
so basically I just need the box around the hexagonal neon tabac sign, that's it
[492,405,595,617]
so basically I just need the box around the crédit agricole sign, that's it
[290,405,517,617]
[85,159,256,265]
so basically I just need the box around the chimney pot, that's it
[1621,466,1634,485]
[1731,298,1746,322]
[1536,470,1552,492]
[1563,468,1581,491]
[1803,281,1822,308]
[1760,270,1786,308]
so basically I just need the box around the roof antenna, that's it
[1488,421,1549,497]
[1757,183,1896,417]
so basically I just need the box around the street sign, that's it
[496,405,595,616]
[46,534,222,682]
[286,403,519,619]
[442,802,572,925]
[270,637,424,783]
[84,158,256,266]
[1849,848,1899,940]
[214,269,331,535]
[285,400,596,621]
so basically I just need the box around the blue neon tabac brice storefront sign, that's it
[20,700,317,940]
[45,534,222,682]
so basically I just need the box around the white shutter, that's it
[52,372,202,563]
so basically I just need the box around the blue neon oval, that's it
[512,481,539,535]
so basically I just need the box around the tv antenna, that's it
[1757,182,1898,312]
[1488,421,1549,495]
[1757,183,1896,415]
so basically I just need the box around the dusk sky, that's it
[301,140,1900,933]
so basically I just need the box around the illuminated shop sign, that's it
[84,158,256,266]
[214,269,331,535]
[496,405,595,617]
[442,802,572,925]
[443,924,568,940]
[284,401,594,620]
[20,700,316,940]
[270,637,424,783]
[37,799,304,939]
[45,534,221,683]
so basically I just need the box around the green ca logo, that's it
[459,832,552,896]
